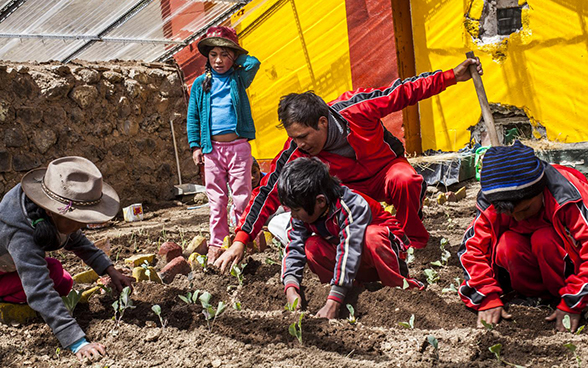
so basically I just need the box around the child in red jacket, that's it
[278,157,423,319]
[458,141,588,332]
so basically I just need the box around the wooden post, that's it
[466,51,501,146]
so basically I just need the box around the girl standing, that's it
[0,156,132,360]
[186,26,260,263]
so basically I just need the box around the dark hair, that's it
[24,196,61,251]
[277,91,329,129]
[277,157,343,216]
[201,47,238,93]
[252,156,260,170]
[492,200,516,214]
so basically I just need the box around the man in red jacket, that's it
[215,57,482,272]
[458,141,588,332]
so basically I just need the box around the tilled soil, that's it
[0,180,586,367]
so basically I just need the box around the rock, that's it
[0,100,12,122]
[160,73,182,97]
[4,127,26,147]
[12,75,38,99]
[211,359,222,368]
[118,96,131,118]
[76,69,100,84]
[124,79,143,99]
[124,254,156,267]
[69,85,99,109]
[132,266,162,283]
[50,65,71,76]
[12,154,40,172]
[79,286,101,304]
[129,69,149,84]
[102,71,123,83]
[0,303,37,324]
[184,235,207,257]
[158,241,183,264]
[72,269,99,284]
[32,129,57,154]
[16,107,43,125]
[0,151,11,172]
[147,68,167,81]
[16,66,29,74]
[99,79,116,100]
[159,256,190,284]
[42,79,73,100]
[43,106,67,126]
[253,231,268,252]
[193,192,208,205]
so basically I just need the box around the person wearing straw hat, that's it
[458,141,588,333]
[187,26,261,264]
[0,156,133,360]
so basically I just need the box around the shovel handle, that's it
[466,51,501,146]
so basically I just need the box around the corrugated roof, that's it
[0,0,247,63]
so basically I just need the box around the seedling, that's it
[199,291,226,331]
[564,342,582,367]
[265,258,279,265]
[480,319,494,331]
[284,298,299,312]
[55,347,61,360]
[423,268,439,284]
[151,304,167,328]
[141,260,155,281]
[402,278,410,290]
[62,289,82,316]
[576,325,585,335]
[427,335,439,361]
[112,286,135,326]
[430,238,451,267]
[398,314,415,329]
[179,290,200,305]
[406,247,415,264]
[346,304,356,324]
[489,343,527,368]
[230,263,246,286]
[288,313,304,344]
[233,301,242,311]
[196,254,208,272]
[442,277,461,294]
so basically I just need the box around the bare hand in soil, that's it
[75,342,106,361]
[315,299,341,320]
[105,265,134,293]
[192,148,203,165]
[546,308,581,332]
[206,246,224,265]
[477,306,511,328]
[453,57,483,82]
[214,241,245,273]
[285,287,301,310]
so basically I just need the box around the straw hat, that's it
[21,156,120,224]
[197,26,248,57]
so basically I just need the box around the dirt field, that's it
[1,180,586,368]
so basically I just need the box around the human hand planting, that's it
[75,342,106,361]
[285,287,301,311]
[105,266,134,293]
[315,299,340,320]
[477,306,511,328]
[214,241,245,273]
[546,309,581,332]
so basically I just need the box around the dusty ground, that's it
[1,180,587,368]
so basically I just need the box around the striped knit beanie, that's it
[480,140,546,203]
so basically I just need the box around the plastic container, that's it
[475,146,490,181]
[123,203,144,222]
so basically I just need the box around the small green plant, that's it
[564,342,582,367]
[230,263,246,286]
[577,325,585,335]
[141,260,155,281]
[61,289,82,316]
[346,304,356,324]
[480,319,494,331]
[179,290,200,304]
[489,343,527,368]
[55,347,61,360]
[402,278,410,290]
[151,304,167,328]
[288,313,304,344]
[284,297,299,312]
[199,291,227,331]
[563,314,572,332]
[398,314,415,329]
[423,268,439,284]
[427,335,439,361]
[112,286,135,326]
[196,254,208,272]
[406,247,415,264]
[430,238,451,267]
[442,277,461,294]
[265,258,279,265]
[233,301,242,311]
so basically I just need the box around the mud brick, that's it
[437,193,447,205]
[0,303,37,324]
[132,266,162,283]
[264,231,274,245]
[188,252,207,271]
[125,254,156,267]
[159,256,191,284]
[184,235,207,257]
[158,241,183,264]
[79,286,101,304]
[253,231,267,252]
[72,269,99,284]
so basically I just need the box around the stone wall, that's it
[0,60,198,207]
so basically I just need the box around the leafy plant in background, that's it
[62,289,82,316]
[284,297,299,312]
[480,319,494,331]
[112,286,135,326]
[179,290,200,305]
[196,254,208,272]
[346,304,357,325]
[233,301,242,311]
[230,263,247,286]
[564,342,582,367]
[442,277,462,294]
[423,268,439,285]
[561,315,586,335]
[427,335,439,361]
[431,238,451,267]
[199,291,227,331]
[151,304,167,329]
[288,313,304,344]
[489,343,527,368]
[398,314,415,329]
[265,258,279,265]
[406,247,415,264]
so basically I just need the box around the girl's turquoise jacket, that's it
[186,54,261,154]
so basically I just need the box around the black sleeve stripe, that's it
[241,140,298,234]
[563,283,588,309]
[329,71,441,113]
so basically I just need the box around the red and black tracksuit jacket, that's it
[234,69,457,244]
[458,164,588,313]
